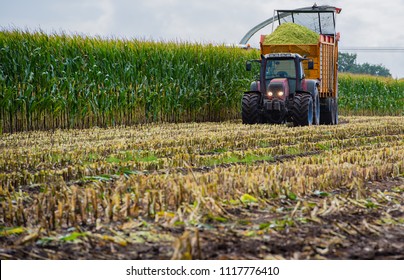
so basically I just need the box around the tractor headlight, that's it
[268,91,273,97]
[277,91,284,97]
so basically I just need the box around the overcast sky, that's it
[1,0,404,77]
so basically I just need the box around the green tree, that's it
[338,52,357,72]
[338,52,391,77]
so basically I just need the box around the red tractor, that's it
[241,6,341,126]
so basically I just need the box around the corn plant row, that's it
[0,30,258,133]
[338,74,404,116]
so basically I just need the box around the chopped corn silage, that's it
[264,23,320,45]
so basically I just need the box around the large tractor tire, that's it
[292,93,313,126]
[242,93,260,124]
[320,97,338,125]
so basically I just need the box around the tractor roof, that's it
[264,53,304,60]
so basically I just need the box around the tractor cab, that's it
[247,53,310,99]
[262,53,308,99]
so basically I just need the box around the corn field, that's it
[0,116,403,259]
[0,30,257,133]
[1,30,403,133]
[339,74,404,116]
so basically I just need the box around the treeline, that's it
[338,52,391,77]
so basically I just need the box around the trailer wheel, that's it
[333,98,339,125]
[292,93,313,126]
[242,93,260,124]
[320,98,336,125]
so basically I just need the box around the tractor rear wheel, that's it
[292,93,313,126]
[242,93,260,124]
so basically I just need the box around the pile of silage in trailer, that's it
[264,23,320,44]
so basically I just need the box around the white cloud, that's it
[82,0,115,34]
[1,0,403,77]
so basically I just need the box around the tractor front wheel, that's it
[242,93,260,124]
[292,93,313,126]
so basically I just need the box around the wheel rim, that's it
[315,95,320,125]
[308,98,313,125]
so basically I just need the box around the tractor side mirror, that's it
[308,60,314,70]
[246,61,252,71]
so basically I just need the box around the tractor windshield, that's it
[265,59,296,79]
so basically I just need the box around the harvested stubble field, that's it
[0,116,403,260]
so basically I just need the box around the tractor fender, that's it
[304,79,320,99]
[302,79,320,125]
[250,81,260,92]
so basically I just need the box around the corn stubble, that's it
[0,116,403,259]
